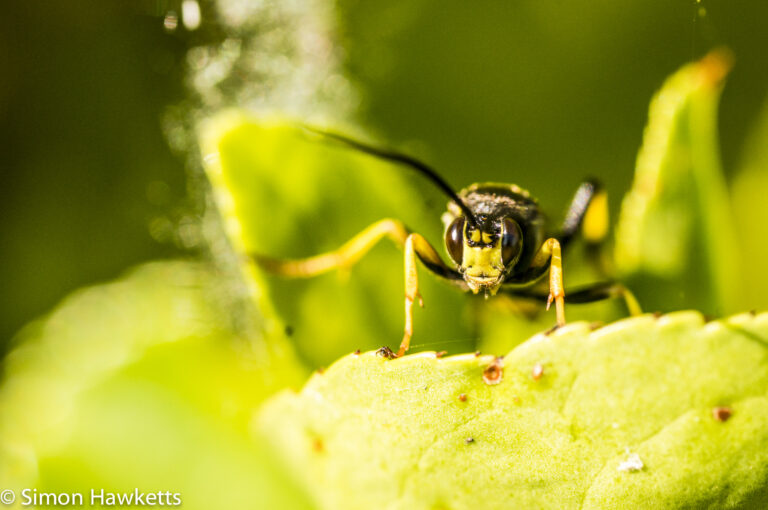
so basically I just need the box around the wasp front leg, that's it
[401,235,423,357]
[252,219,409,277]
[399,234,462,356]
[252,219,461,357]
[529,238,566,326]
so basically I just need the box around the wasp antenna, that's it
[302,126,477,226]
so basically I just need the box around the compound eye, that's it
[501,218,523,266]
[445,217,466,265]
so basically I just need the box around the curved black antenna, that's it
[302,126,478,227]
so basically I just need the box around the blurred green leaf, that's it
[0,261,311,510]
[732,98,768,311]
[259,311,768,509]
[199,115,475,366]
[615,51,741,315]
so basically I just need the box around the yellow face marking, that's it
[470,230,482,243]
[461,239,505,294]
[482,232,493,244]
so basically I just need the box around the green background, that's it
[3,0,768,350]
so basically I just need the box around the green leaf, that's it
[732,98,768,311]
[615,51,741,316]
[258,311,768,509]
[199,115,475,365]
[0,261,312,510]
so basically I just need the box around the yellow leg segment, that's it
[255,220,453,358]
[531,238,566,327]
[618,285,643,316]
[397,233,443,357]
[399,235,421,357]
[253,219,409,277]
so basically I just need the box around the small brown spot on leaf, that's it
[653,311,663,318]
[435,350,447,358]
[712,406,732,422]
[316,366,325,374]
[312,438,324,453]
[465,437,474,444]
[376,346,396,359]
[353,349,361,355]
[589,321,603,331]
[458,393,467,402]
[474,351,482,357]
[483,356,504,385]
[532,363,544,380]
[749,309,757,316]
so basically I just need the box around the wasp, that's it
[255,129,641,357]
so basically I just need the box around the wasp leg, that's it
[558,179,614,276]
[253,219,461,357]
[509,281,643,317]
[526,238,566,326]
[398,233,462,357]
[252,219,410,277]
[559,179,609,249]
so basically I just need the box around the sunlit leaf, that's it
[0,261,311,510]
[259,311,768,509]
[615,50,741,315]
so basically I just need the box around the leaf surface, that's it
[259,311,768,509]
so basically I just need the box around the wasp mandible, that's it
[254,129,641,357]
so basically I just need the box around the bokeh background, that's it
[3,1,768,357]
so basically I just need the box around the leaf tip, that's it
[697,48,734,87]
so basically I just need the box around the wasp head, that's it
[444,215,523,296]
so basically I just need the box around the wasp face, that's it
[445,215,523,295]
